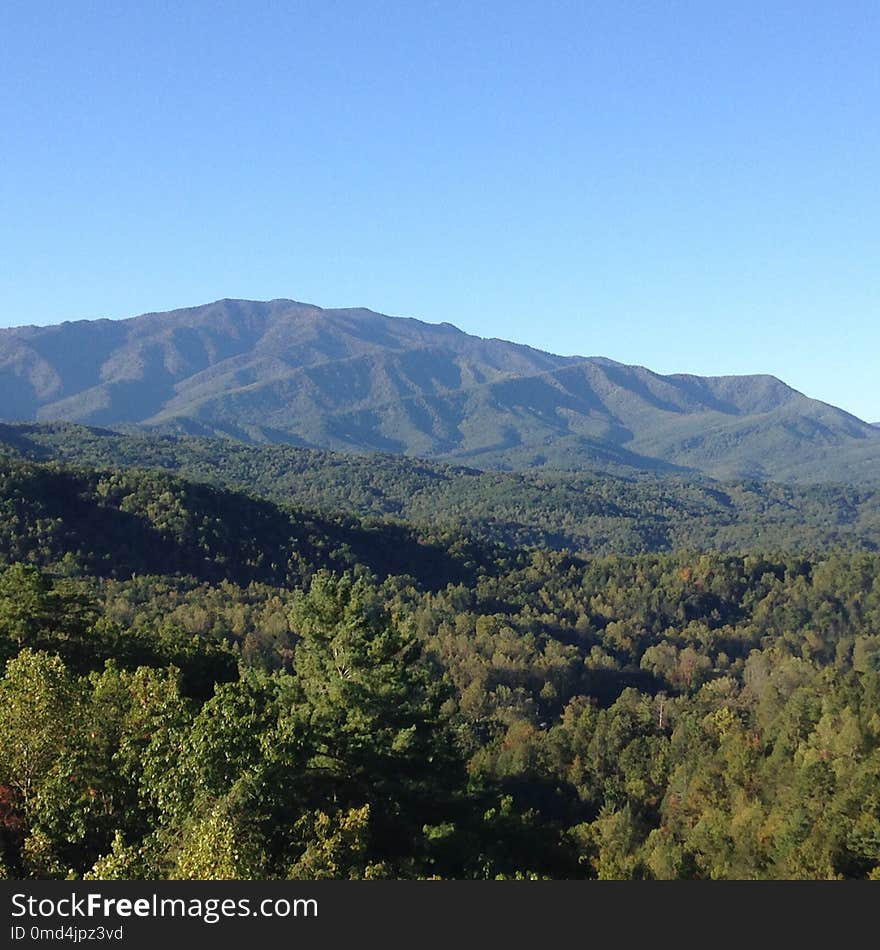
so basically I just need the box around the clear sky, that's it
[2,1,878,420]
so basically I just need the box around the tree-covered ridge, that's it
[3,422,879,555]
[0,455,489,590]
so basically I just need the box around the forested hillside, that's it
[1,452,880,879]
[3,423,880,554]
[0,456,485,589]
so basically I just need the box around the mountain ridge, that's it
[1,297,878,482]
[3,421,880,555]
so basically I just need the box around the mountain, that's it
[2,298,878,481]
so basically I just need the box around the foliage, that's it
[3,423,880,556]
[2,443,880,879]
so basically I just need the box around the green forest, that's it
[2,429,880,879]
[3,422,880,554]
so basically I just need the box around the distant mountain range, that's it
[1,298,878,482]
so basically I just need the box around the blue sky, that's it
[2,1,878,420]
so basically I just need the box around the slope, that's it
[3,422,879,555]
[0,453,483,589]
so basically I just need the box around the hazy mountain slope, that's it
[1,298,878,481]
[0,299,573,424]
